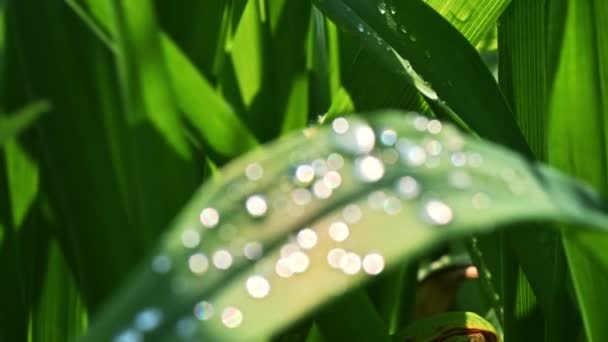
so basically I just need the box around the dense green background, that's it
[1,0,607,341]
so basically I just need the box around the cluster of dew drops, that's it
[114,113,524,342]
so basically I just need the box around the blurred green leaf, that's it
[548,0,608,340]
[84,112,608,341]
[4,140,38,230]
[0,101,48,147]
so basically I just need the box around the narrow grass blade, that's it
[548,0,608,340]
[84,112,608,341]
[0,101,49,147]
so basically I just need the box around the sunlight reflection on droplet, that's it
[200,207,220,228]
[414,116,429,131]
[383,196,402,215]
[427,120,442,134]
[175,317,197,338]
[280,243,300,258]
[243,242,263,260]
[114,329,142,342]
[342,204,362,223]
[297,228,318,249]
[275,258,295,278]
[313,180,333,199]
[188,253,209,274]
[246,275,271,299]
[135,308,163,331]
[323,171,342,189]
[246,195,268,217]
[424,200,454,225]
[424,139,442,156]
[213,250,233,270]
[368,191,387,209]
[398,139,427,166]
[362,253,385,275]
[181,229,200,249]
[289,251,310,273]
[332,119,375,155]
[327,248,347,269]
[355,156,385,182]
[312,159,329,177]
[245,163,264,181]
[194,301,214,321]
[222,306,243,328]
[329,221,350,242]
[467,152,483,167]
[450,152,467,167]
[151,255,172,274]
[340,252,362,275]
[291,188,312,206]
[396,176,420,199]
[295,164,315,185]
[332,117,349,134]
[448,170,472,189]
[327,153,345,170]
[380,129,397,146]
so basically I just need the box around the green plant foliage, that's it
[84,112,608,341]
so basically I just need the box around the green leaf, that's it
[4,140,38,230]
[548,0,608,340]
[0,101,49,147]
[108,0,190,158]
[84,112,608,341]
[72,0,258,157]
[394,311,499,341]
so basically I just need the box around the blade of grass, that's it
[0,101,48,147]
[548,0,608,340]
[84,111,608,341]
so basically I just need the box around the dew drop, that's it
[414,116,429,131]
[399,26,408,34]
[396,176,421,199]
[368,191,388,210]
[327,248,347,269]
[342,204,363,223]
[340,252,362,275]
[424,200,454,225]
[424,139,443,156]
[329,221,350,242]
[362,253,385,275]
[280,243,300,258]
[357,23,365,33]
[390,6,396,15]
[292,188,312,206]
[222,307,243,328]
[313,180,333,199]
[151,255,172,274]
[275,258,295,278]
[427,119,442,134]
[331,119,376,155]
[327,153,345,170]
[114,329,142,342]
[135,308,163,331]
[213,250,233,270]
[245,195,268,218]
[181,229,200,249]
[297,228,318,249]
[448,170,472,189]
[380,128,398,146]
[323,171,342,189]
[467,152,483,167]
[409,34,417,42]
[243,242,263,260]
[398,140,427,166]
[246,275,271,299]
[245,163,264,181]
[355,156,385,182]
[189,253,209,274]
[175,317,197,337]
[450,152,467,167]
[295,164,315,185]
[383,196,402,215]
[332,117,349,134]
[289,251,310,273]
[312,159,329,177]
[378,2,387,14]
[194,301,214,321]
[200,208,220,228]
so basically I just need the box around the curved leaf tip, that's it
[84,111,608,341]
